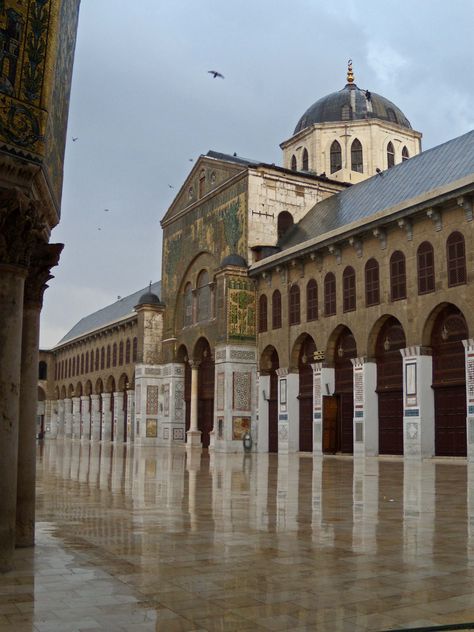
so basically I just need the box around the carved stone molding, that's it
[426,207,442,231]
[0,188,47,266]
[398,218,413,241]
[24,242,63,308]
[457,196,473,222]
[373,227,387,249]
[328,244,341,264]
[348,236,363,258]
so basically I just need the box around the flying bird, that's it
[97,227,102,231]
[189,158,193,162]
[72,137,78,142]
[104,208,111,212]
[208,70,224,79]
[168,184,174,189]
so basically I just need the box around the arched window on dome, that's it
[351,139,363,173]
[302,148,309,171]
[387,142,395,169]
[277,211,294,240]
[402,146,409,161]
[330,140,342,174]
[291,154,297,171]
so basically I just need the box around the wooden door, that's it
[432,307,467,457]
[323,396,338,453]
[268,370,278,453]
[334,330,356,454]
[198,355,214,448]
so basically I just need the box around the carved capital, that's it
[426,207,442,231]
[348,236,363,257]
[372,227,387,249]
[397,218,413,241]
[328,244,342,264]
[24,243,63,308]
[0,188,47,266]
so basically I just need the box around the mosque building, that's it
[40,62,474,461]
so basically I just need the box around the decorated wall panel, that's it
[227,276,256,340]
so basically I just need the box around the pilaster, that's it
[351,357,378,457]
[126,390,135,443]
[49,400,59,438]
[113,392,125,443]
[101,393,112,442]
[90,394,101,442]
[311,362,335,455]
[71,397,81,439]
[64,398,73,438]
[159,363,186,446]
[134,364,162,446]
[80,396,90,441]
[463,339,474,462]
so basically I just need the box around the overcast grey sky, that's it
[40,0,474,348]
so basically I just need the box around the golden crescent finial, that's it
[347,59,354,84]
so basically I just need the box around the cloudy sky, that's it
[39,0,474,348]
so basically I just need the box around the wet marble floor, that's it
[3,442,474,631]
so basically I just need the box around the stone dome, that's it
[136,291,162,306]
[294,82,412,135]
[221,253,248,267]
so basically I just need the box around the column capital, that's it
[0,188,48,267]
[276,367,288,378]
[24,242,63,308]
[190,360,201,370]
[400,345,432,358]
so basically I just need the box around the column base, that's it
[186,430,202,449]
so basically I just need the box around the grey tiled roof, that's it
[206,150,260,167]
[280,130,474,251]
[57,281,161,346]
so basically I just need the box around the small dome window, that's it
[351,138,363,173]
[291,154,297,171]
[302,148,309,171]
[330,140,342,174]
[402,146,409,161]
[387,141,395,169]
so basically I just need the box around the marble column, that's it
[0,263,27,570]
[102,393,112,441]
[90,394,101,442]
[187,362,201,448]
[126,389,135,443]
[50,400,59,438]
[64,398,73,437]
[58,399,65,437]
[113,392,125,443]
[80,396,91,441]
[17,244,63,547]
[71,397,81,439]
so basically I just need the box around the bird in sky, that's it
[189,158,193,162]
[72,137,78,142]
[104,208,111,212]
[208,70,224,79]
[168,184,174,189]
[97,227,102,231]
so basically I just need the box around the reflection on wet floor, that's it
[3,441,474,630]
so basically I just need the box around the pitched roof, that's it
[56,281,162,346]
[279,130,474,251]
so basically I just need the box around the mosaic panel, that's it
[354,370,363,406]
[146,418,157,438]
[406,422,419,440]
[146,386,159,415]
[215,350,226,361]
[175,382,184,420]
[468,356,474,400]
[163,384,170,417]
[232,416,250,440]
[135,385,141,414]
[227,277,256,340]
[313,375,322,410]
[230,349,255,361]
[216,372,225,411]
[173,427,184,441]
[233,371,251,411]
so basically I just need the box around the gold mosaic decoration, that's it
[227,277,256,340]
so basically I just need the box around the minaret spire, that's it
[347,58,354,84]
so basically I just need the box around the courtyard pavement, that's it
[2,441,474,631]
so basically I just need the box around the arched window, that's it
[417,241,435,294]
[68,357,71,378]
[306,279,318,321]
[77,355,80,376]
[365,258,380,306]
[277,211,294,240]
[199,169,205,197]
[38,361,47,380]
[95,349,99,371]
[342,266,356,312]
[402,146,409,161]
[197,270,210,321]
[106,345,111,368]
[289,285,300,325]
[302,148,309,171]
[54,362,58,381]
[291,154,297,171]
[183,282,193,327]
[112,343,117,367]
[100,347,105,370]
[119,341,124,365]
[80,354,84,374]
[72,357,76,377]
[258,295,268,333]
[132,337,138,362]
[387,141,395,168]
[125,339,131,364]
[447,231,467,287]
[272,290,282,329]
[85,352,89,374]
[390,251,406,301]
[330,140,342,174]
[351,139,363,173]
[324,272,336,316]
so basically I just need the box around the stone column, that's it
[463,339,474,462]
[71,397,81,439]
[102,393,112,441]
[80,396,91,441]
[16,243,62,548]
[64,398,73,438]
[126,390,135,443]
[351,357,378,457]
[58,399,65,437]
[90,394,101,442]
[187,362,201,448]
[0,263,27,570]
[113,392,125,443]
[400,346,434,458]
[49,400,59,438]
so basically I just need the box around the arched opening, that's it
[85,380,93,440]
[402,146,409,161]
[291,154,297,171]
[330,140,342,173]
[431,304,468,456]
[334,327,357,453]
[297,335,316,452]
[38,361,47,380]
[277,211,293,240]
[387,141,395,168]
[260,346,279,453]
[350,138,363,173]
[106,376,116,442]
[193,338,214,448]
[375,317,406,455]
[302,148,309,171]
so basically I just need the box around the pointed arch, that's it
[330,140,342,173]
[350,138,363,173]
